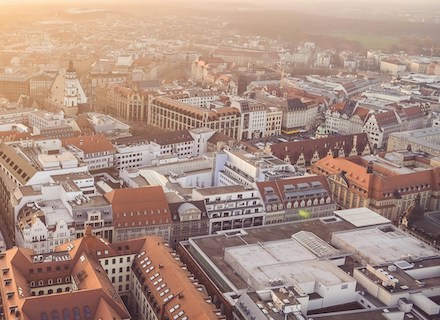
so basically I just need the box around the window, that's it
[341,284,348,290]
[73,307,81,320]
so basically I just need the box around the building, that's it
[0,73,31,101]
[265,133,371,169]
[178,207,440,319]
[387,126,440,157]
[104,186,173,242]
[332,223,440,314]
[0,139,89,237]
[363,110,401,149]
[114,128,216,171]
[62,135,116,171]
[214,148,303,187]
[29,74,55,103]
[170,88,220,108]
[167,196,209,248]
[147,96,242,140]
[95,83,149,122]
[231,99,282,140]
[283,98,320,132]
[131,236,222,320]
[324,100,369,135]
[380,59,407,75]
[82,112,131,139]
[400,195,440,249]
[312,152,440,222]
[46,61,87,115]
[27,110,73,137]
[0,228,131,320]
[192,185,264,234]
[0,229,224,320]
[314,51,332,68]
[87,71,128,97]
[12,171,114,253]
[191,57,228,81]
[257,175,337,224]
[177,216,358,319]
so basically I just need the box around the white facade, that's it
[175,89,219,108]
[115,128,215,170]
[192,186,265,234]
[17,217,75,254]
[315,52,331,68]
[215,149,300,187]
[282,101,319,131]
[99,253,135,294]
[380,60,407,75]
[325,109,365,135]
[231,100,282,140]
[28,111,65,129]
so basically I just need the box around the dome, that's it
[177,203,200,215]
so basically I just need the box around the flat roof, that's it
[334,207,390,227]
[224,239,353,290]
[187,217,355,292]
[332,225,440,265]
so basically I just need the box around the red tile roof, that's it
[62,134,115,154]
[105,186,172,228]
[132,236,220,319]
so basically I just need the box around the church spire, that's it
[67,60,74,72]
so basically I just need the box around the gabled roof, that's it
[370,110,399,127]
[270,133,370,167]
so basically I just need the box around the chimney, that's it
[367,161,374,174]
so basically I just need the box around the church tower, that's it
[63,60,79,109]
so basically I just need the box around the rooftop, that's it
[331,224,440,265]
[186,217,354,292]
